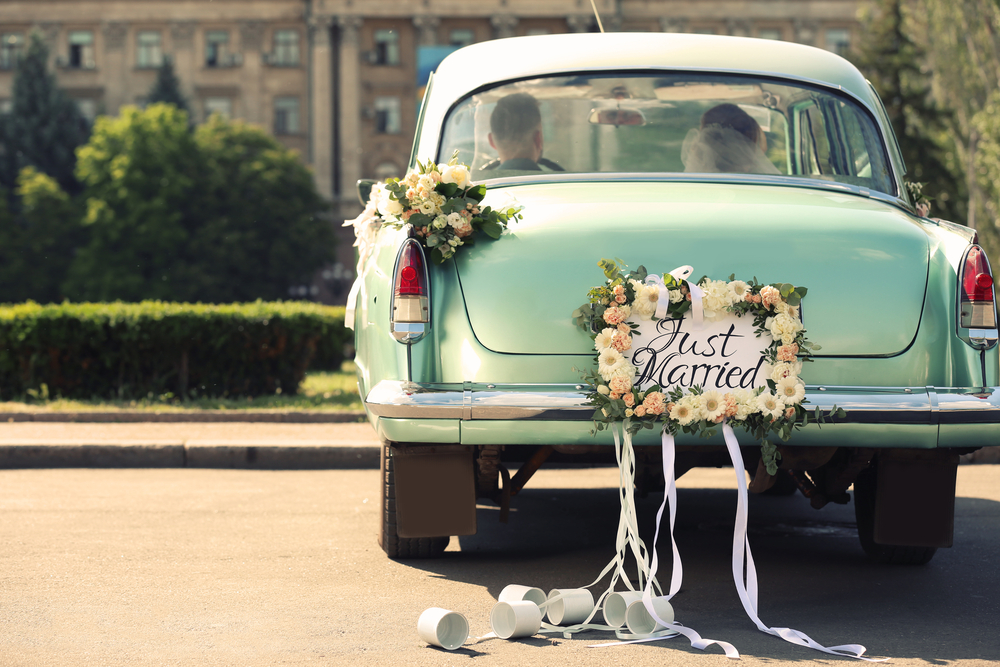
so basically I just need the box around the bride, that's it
[681,103,780,175]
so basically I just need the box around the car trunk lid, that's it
[455,182,929,357]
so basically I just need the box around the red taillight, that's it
[395,243,426,298]
[959,245,997,329]
[392,240,430,329]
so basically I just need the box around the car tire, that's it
[853,467,937,565]
[379,443,450,559]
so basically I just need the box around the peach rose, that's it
[777,343,799,362]
[760,285,781,310]
[612,331,632,352]
[603,306,626,325]
[610,392,620,401]
[609,375,633,395]
[624,392,635,407]
[643,391,666,415]
[634,405,647,417]
[784,407,796,420]
[617,323,631,334]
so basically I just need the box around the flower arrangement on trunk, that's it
[366,156,523,263]
[573,259,842,474]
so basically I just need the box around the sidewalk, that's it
[0,413,382,469]
[2,411,998,468]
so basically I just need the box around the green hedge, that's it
[0,301,350,399]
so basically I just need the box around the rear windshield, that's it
[438,73,896,196]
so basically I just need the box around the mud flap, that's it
[391,444,477,539]
[873,449,959,548]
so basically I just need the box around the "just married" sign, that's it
[629,315,769,392]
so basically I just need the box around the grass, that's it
[0,362,364,413]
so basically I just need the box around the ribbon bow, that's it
[645,265,704,329]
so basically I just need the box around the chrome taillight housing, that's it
[957,244,998,349]
[390,239,430,343]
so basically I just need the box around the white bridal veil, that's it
[681,125,781,175]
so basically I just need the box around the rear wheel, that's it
[853,467,937,565]
[380,443,449,559]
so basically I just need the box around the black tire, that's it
[853,467,937,565]
[379,443,449,559]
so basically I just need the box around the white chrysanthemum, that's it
[594,328,615,351]
[669,396,698,425]
[701,279,734,322]
[610,362,637,380]
[733,388,757,420]
[769,360,803,384]
[776,376,806,404]
[768,313,803,345]
[729,280,750,302]
[756,391,785,420]
[701,389,726,421]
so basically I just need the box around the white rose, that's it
[597,384,611,396]
[446,212,464,227]
[769,360,802,384]
[669,289,683,304]
[768,313,803,345]
[417,174,436,192]
[432,215,448,230]
[441,164,472,189]
[701,279,734,322]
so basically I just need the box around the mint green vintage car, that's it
[349,33,999,563]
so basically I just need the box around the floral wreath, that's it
[364,155,523,263]
[573,259,842,474]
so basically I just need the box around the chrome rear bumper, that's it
[364,381,1000,425]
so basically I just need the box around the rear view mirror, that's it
[357,179,377,206]
[589,107,646,127]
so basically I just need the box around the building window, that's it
[75,99,98,121]
[374,96,401,134]
[375,161,400,181]
[68,31,95,68]
[825,28,851,56]
[449,29,475,48]
[204,97,232,120]
[205,30,229,67]
[274,96,300,134]
[374,29,400,65]
[271,29,300,66]
[757,28,782,41]
[136,31,163,68]
[0,33,24,70]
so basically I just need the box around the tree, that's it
[67,104,334,303]
[1,31,89,195]
[0,167,84,303]
[66,104,202,301]
[188,116,333,302]
[853,0,965,222]
[146,57,189,115]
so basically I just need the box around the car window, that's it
[438,73,896,197]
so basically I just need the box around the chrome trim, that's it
[365,381,1000,425]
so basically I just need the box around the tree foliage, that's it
[67,104,333,303]
[146,58,189,115]
[853,0,965,222]
[0,168,84,303]
[0,31,89,196]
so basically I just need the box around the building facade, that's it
[0,0,860,303]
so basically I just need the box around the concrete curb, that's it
[0,441,380,469]
[0,411,368,423]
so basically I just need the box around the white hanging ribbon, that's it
[645,266,705,330]
[589,425,740,657]
[342,199,381,330]
[719,422,889,662]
